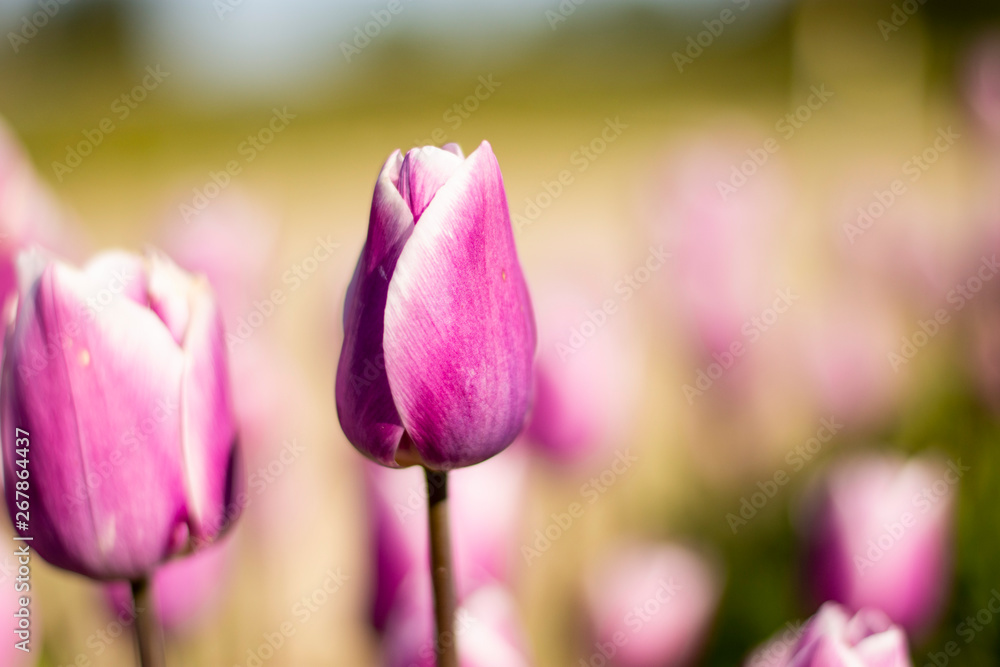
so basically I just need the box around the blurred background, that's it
[2,0,1000,664]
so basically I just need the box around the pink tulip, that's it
[364,447,527,631]
[647,139,786,359]
[1,249,241,580]
[800,454,954,638]
[746,603,912,667]
[522,279,638,466]
[382,581,531,667]
[584,542,722,667]
[336,142,536,470]
[105,541,232,634]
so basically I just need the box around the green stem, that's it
[131,577,165,667]
[425,468,458,667]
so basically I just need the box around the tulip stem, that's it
[131,577,165,667]
[425,468,458,667]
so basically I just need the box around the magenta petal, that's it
[175,268,240,543]
[2,252,188,580]
[397,146,464,223]
[383,141,536,469]
[336,151,413,466]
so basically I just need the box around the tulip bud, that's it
[799,453,954,638]
[336,142,536,470]
[364,448,527,632]
[1,249,242,580]
[584,543,722,667]
[745,603,912,667]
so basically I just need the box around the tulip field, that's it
[0,1,997,666]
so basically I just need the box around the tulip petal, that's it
[397,146,464,223]
[2,253,187,580]
[175,267,241,543]
[383,141,535,469]
[336,151,414,466]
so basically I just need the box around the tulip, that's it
[382,580,532,667]
[364,447,527,632]
[799,454,953,638]
[335,142,535,471]
[0,248,242,581]
[745,603,912,667]
[584,542,722,667]
[522,279,638,466]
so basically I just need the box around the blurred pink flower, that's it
[647,138,787,359]
[158,191,277,328]
[745,603,912,667]
[792,287,902,430]
[584,542,722,667]
[0,119,78,319]
[105,542,232,635]
[799,453,955,638]
[382,581,531,667]
[522,278,638,466]
[364,448,528,632]
[964,34,1000,142]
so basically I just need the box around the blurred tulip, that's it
[336,141,536,470]
[964,34,1000,143]
[799,454,954,638]
[159,191,277,327]
[105,541,232,635]
[792,287,901,430]
[1,249,242,580]
[584,542,722,667]
[523,278,638,466]
[0,119,78,319]
[364,447,527,632]
[647,138,786,359]
[746,603,912,667]
[382,581,531,667]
